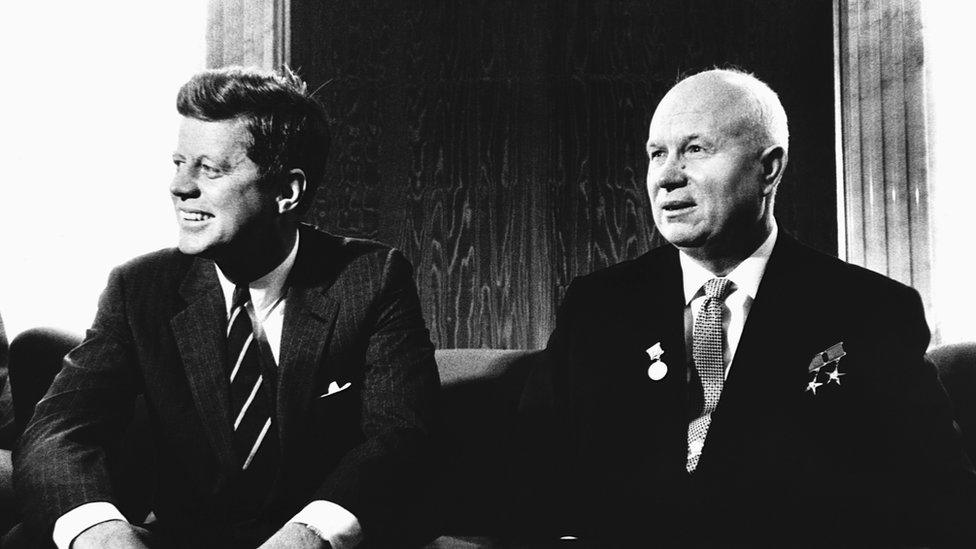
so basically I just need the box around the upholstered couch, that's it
[426,349,550,546]
[7,328,976,548]
[4,329,552,546]
[927,342,976,465]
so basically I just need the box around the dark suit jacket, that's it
[0,311,15,535]
[15,225,440,547]
[529,233,976,547]
[0,312,14,449]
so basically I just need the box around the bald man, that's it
[528,69,976,546]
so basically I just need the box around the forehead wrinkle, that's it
[687,89,763,150]
[651,103,743,150]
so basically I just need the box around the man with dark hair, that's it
[15,66,439,548]
[529,69,976,546]
[175,66,331,218]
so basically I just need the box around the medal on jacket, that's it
[646,342,667,381]
[806,341,846,395]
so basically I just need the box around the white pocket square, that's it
[320,381,352,398]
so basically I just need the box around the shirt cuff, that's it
[53,501,127,549]
[290,500,363,549]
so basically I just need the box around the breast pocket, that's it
[317,381,353,399]
[310,380,362,443]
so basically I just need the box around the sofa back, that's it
[433,349,545,536]
[928,342,976,465]
[13,333,976,542]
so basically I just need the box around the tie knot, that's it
[232,285,251,311]
[702,277,733,300]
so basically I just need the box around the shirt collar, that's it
[215,229,300,317]
[679,222,778,305]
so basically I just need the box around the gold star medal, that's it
[806,378,823,395]
[806,342,846,395]
[827,366,845,385]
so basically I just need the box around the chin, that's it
[658,226,696,247]
[177,242,204,256]
[176,236,214,257]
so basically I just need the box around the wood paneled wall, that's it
[290,0,837,349]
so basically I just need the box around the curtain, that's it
[206,0,289,70]
[835,0,931,316]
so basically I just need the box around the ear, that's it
[759,145,787,196]
[275,169,306,215]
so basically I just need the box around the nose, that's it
[648,154,687,194]
[170,165,200,200]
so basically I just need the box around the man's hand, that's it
[71,520,153,549]
[258,522,330,549]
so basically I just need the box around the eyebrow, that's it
[218,153,249,171]
[171,151,239,169]
[646,133,705,150]
[212,156,235,169]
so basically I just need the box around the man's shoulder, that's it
[551,245,676,317]
[572,244,675,290]
[95,249,201,311]
[295,224,413,290]
[111,247,194,280]
[776,234,918,304]
[299,224,397,259]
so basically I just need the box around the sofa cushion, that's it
[433,349,544,536]
[928,342,976,463]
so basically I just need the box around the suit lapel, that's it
[642,247,692,468]
[635,246,688,390]
[702,233,825,474]
[614,247,689,475]
[723,233,822,399]
[170,257,237,470]
[275,227,343,458]
[276,286,339,457]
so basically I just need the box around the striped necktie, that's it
[686,277,734,473]
[227,285,277,472]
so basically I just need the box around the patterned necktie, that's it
[227,285,277,472]
[686,277,734,473]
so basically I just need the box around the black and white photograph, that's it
[0,1,974,547]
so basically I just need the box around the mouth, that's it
[178,210,214,223]
[659,200,696,216]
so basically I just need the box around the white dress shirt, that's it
[54,230,363,549]
[679,223,778,376]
